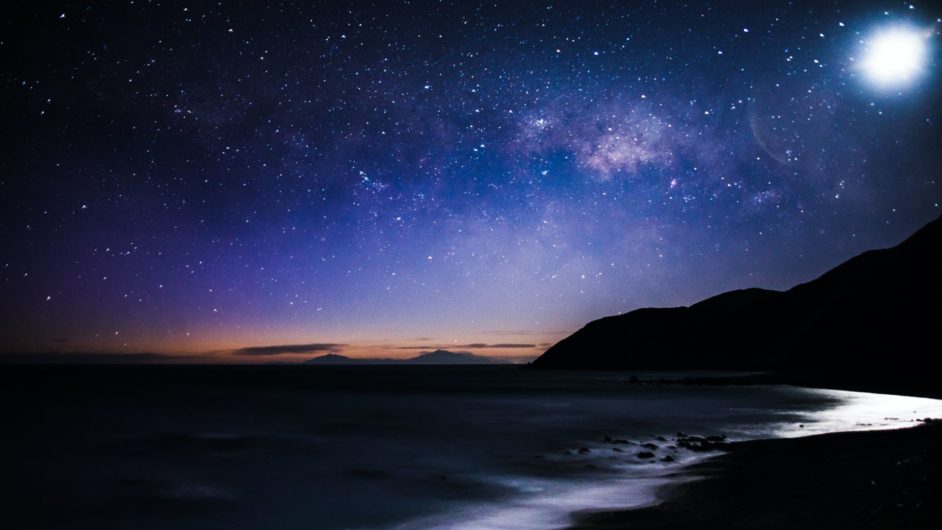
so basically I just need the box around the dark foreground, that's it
[573,420,942,529]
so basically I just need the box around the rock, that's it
[578,447,591,454]
[705,435,726,442]
[612,447,624,453]
[661,455,675,463]
[656,436,667,442]
[637,451,656,459]
[642,443,658,450]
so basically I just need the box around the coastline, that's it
[570,417,942,529]
[4,365,940,528]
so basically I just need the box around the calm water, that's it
[3,365,941,529]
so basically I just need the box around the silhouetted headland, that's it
[534,214,941,396]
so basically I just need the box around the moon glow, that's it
[860,26,929,89]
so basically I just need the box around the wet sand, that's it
[571,419,942,529]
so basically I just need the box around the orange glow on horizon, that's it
[12,327,563,364]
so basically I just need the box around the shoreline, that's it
[569,418,942,529]
[3,365,939,528]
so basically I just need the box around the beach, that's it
[573,417,942,529]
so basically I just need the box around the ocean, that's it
[3,365,941,529]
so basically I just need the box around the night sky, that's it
[1,1,940,362]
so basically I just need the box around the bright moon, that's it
[860,26,929,89]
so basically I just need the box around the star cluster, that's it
[1,1,940,359]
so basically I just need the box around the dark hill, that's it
[408,349,495,364]
[305,350,496,365]
[304,354,366,364]
[533,216,942,386]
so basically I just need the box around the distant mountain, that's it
[305,349,497,365]
[532,215,942,387]
[304,354,368,364]
[407,349,495,364]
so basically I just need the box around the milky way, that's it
[2,2,940,360]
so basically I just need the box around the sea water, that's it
[3,365,941,530]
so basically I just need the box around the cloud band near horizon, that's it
[234,343,346,356]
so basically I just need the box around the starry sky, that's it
[1,1,940,362]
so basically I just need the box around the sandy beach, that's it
[572,418,942,529]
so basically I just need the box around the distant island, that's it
[305,349,500,365]
[533,215,941,394]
